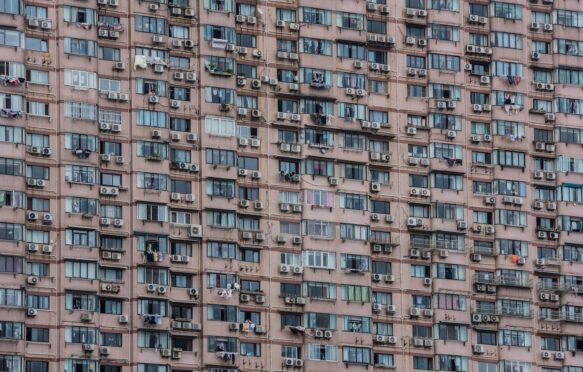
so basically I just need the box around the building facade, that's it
[0,0,582,371]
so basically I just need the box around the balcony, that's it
[540,310,583,323]
[473,305,532,319]
[473,274,531,288]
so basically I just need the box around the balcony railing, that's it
[473,305,532,319]
[540,310,583,323]
[474,274,532,288]
[410,240,465,252]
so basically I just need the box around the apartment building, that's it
[0,0,582,371]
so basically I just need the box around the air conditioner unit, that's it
[531,51,541,61]
[538,231,547,239]
[40,20,52,30]
[255,295,266,304]
[83,344,95,352]
[423,278,432,286]
[543,23,553,31]
[471,253,482,262]
[545,113,556,122]
[293,266,303,274]
[480,76,490,84]
[546,172,556,180]
[446,130,457,139]
[469,14,480,23]
[473,345,485,354]
[289,22,300,31]
[555,352,565,360]
[153,64,164,73]
[410,249,420,258]
[533,170,544,179]
[406,8,417,16]
[292,236,302,245]
[546,202,557,211]
[189,225,202,238]
[171,39,183,49]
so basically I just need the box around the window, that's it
[336,196,369,219]
[208,304,237,322]
[341,285,371,302]
[206,210,236,229]
[206,148,236,167]
[433,263,465,280]
[493,150,525,168]
[304,282,336,300]
[208,272,237,289]
[491,32,523,49]
[495,209,527,227]
[64,6,96,24]
[302,220,335,239]
[300,38,332,55]
[337,42,366,60]
[27,295,49,310]
[137,173,168,191]
[337,12,365,30]
[101,333,122,347]
[435,293,466,310]
[65,260,97,279]
[499,329,531,347]
[429,0,459,10]
[408,85,426,97]
[64,38,96,56]
[65,101,97,120]
[138,330,168,349]
[308,344,337,361]
[0,28,22,48]
[429,24,460,41]
[301,7,331,25]
[241,342,261,357]
[492,2,522,20]
[207,241,237,259]
[431,172,463,190]
[204,0,234,12]
[27,361,49,372]
[414,356,433,370]
[65,326,97,344]
[25,37,48,52]
[0,223,24,243]
[555,9,583,27]
[429,54,460,71]
[303,250,335,269]
[342,347,371,365]
[0,0,21,15]
[436,355,468,372]
[436,323,467,341]
[472,33,490,47]
[206,178,236,198]
[0,321,22,340]
[137,204,167,222]
[0,288,23,306]
[137,267,168,285]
